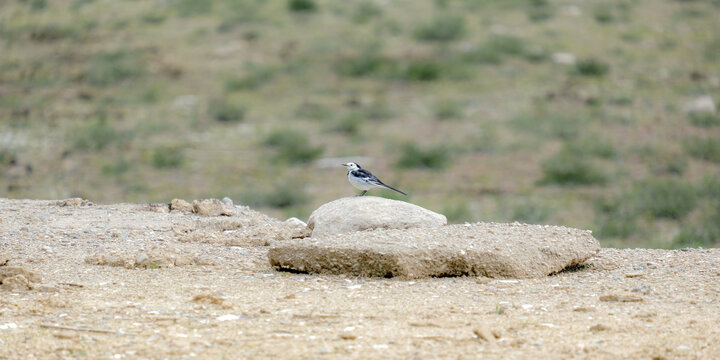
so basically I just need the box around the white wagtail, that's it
[342,162,407,196]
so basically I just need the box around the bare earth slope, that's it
[0,199,718,359]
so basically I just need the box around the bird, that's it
[342,162,407,196]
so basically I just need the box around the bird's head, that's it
[342,162,361,171]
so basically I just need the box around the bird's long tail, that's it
[379,183,407,196]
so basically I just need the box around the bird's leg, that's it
[360,190,367,196]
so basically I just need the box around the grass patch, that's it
[69,116,124,151]
[209,99,247,123]
[509,112,586,140]
[575,58,610,77]
[172,0,213,17]
[396,143,451,170]
[511,201,551,224]
[688,112,720,127]
[263,129,323,164]
[335,48,397,78]
[295,102,333,120]
[564,137,616,158]
[101,157,131,176]
[328,112,364,135]
[352,2,383,24]
[463,35,543,65]
[84,50,146,86]
[414,14,465,42]
[243,182,308,209]
[224,65,277,92]
[151,146,185,169]
[402,60,441,81]
[527,0,554,22]
[288,0,317,13]
[683,136,720,163]
[443,199,473,223]
[632,179,697,220]
[434,100,464,120]
[539,150,607,186]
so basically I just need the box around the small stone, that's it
[174,255,195,266]
[340,333,357,340]
[54,198,92,207]
[599,294,643,302]
[34,284,59,292]
[222,197,234,208]
[170,199,194,212]
[193,199,235,216]
[0,266,42,283]
[135,252,150,267]
[552,52,576,65]
[1,274,31,291]
[473,325,495,343]
[195,254,219,266]
[632,284,652,294]
[625,272,645,278]
[0,251,10,266]
[589,324,610,332]
[684,95,716,114]
[147,203,170,213]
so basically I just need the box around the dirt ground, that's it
[0,198,718,360]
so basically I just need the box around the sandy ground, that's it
[0,198,718,360]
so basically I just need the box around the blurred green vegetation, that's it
[0,0,719,248]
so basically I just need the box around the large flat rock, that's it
[307,196,447,237]
[269,222,600,278]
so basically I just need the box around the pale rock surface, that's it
[270,222,600,279]
[685,95,716,114]
[307,196,446,238]
[170,198,193,212]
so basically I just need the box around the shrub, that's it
[683,137,720,163]
[688,112,720,127]
[414,15,466,42]
[527,0,554,22]
[288,0,316,12]
[209,99,247,123]
[632,179,697,220]
[648,154,688,175]
[335,50,396,78]
[593,196,639,239]
[403,60,441,81]
[263,129,323,164]
[396,143,450,170]
[575,58,610,77]
[539,150,606,186]
[151,146,185,169]
[593,4,615,23]
[84,50,146,86]
[70,117,123,151]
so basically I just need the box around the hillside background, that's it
[0,0,718,248]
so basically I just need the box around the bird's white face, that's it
[342,162,361,171]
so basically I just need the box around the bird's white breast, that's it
[348,172,375,190]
